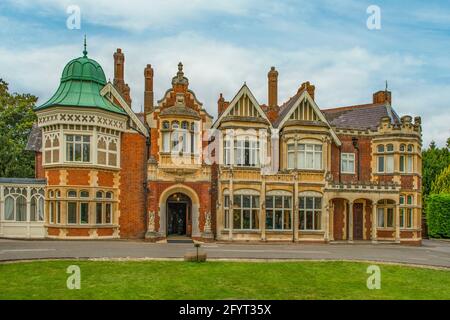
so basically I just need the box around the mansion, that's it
[0,44,423,245]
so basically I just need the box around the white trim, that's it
[212,84,272,129]
[100,83,149,137]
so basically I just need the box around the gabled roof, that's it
[274,89,341,146]
[26,123,42,152]
[100,83,149,137]
[212,83,272,129]
[322,103,400,130]
[272,89,304,127]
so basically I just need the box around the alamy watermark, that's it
[366,265,381,290]
[367,5,381,30]
[66,265,81,290]
[66,5,81,30]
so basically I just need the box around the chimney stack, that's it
[113,48,132,106]
[144,64,154,115]
[218,93,229,116]
[298,81,315,100]
[113,48,125,88]
[268,66,278,107]
[373,90,392,105]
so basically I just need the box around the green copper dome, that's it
[35,45,126,115]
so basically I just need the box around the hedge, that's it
[426,194,450,238]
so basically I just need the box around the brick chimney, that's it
[144,64,154,115]
[373,90,392,105]
[298,81,315,100]
[217,93,229,116]
[268,66,278,107]
[113,48,132,106]
[113,48,125,89]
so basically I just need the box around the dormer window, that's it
[161,120,199,156]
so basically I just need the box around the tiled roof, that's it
[272,89,304,127]
[25,123,42,152]
[321,103,400,130]
[0,178,46,185]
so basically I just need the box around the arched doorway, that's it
[166,193,192,237]
[159,184,200,239]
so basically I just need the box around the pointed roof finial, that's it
[385,80,388,92]
[178,62,183,72]
[83,35,88,57]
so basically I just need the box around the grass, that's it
[0,260,449,300]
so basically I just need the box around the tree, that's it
[431,164,450,194]
[0,79,37,178]
[422,140,450,198]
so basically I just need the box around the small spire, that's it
[83,35,88,57]
[385,80,388,92]
[178,62,183,72]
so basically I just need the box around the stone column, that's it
[329,201,334,241]
[293,173,299,241]
[372,202,377,243]
[348,201,354,242]
[228,170,234,241]
[0,185,4,235]
[260,176,266,241]
[26,187,31,238]
[395,204,401,243]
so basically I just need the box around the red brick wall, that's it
[147,181,212,235]
[46,169,60,185]
[67,169,90,186]
[365,203,372,239]
[97,228,114,236]
[118,132,147,239]
[400,175,414,190]
[330,135,372,183]
[333,199,346,240]
[97,171,115,188]
[35,152,45,179]
[67,228,90,237]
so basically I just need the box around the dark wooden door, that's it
[353,203,364,240]
[167,203,187,235]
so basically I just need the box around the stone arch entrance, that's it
[166,193,192,236]
[159,184,200,238]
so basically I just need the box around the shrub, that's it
[426,194,450,238]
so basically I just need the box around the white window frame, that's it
[341,153,355,174]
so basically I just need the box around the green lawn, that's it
[0,260,449,300]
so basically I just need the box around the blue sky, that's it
[0,0,449,146]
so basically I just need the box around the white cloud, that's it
[7,0,259,31]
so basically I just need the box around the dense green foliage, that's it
[431,164,450,194]
[0,79,37,177]
[0,260,449,300]
[422,140,450,197]
[426,194,450,238]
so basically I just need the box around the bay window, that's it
[266,195,292,230]
[232,194,259,230]
[67,190,90,224]
[399,144,414,174]
[287,141,322,170]
[233,137,260,167]
[377,200,395,228]
[66,135,91,162]
[299,196,322,230]
[95,191,114,225]
[377,144,394,173]
[161,120,199,155]
[400,195,414,229]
